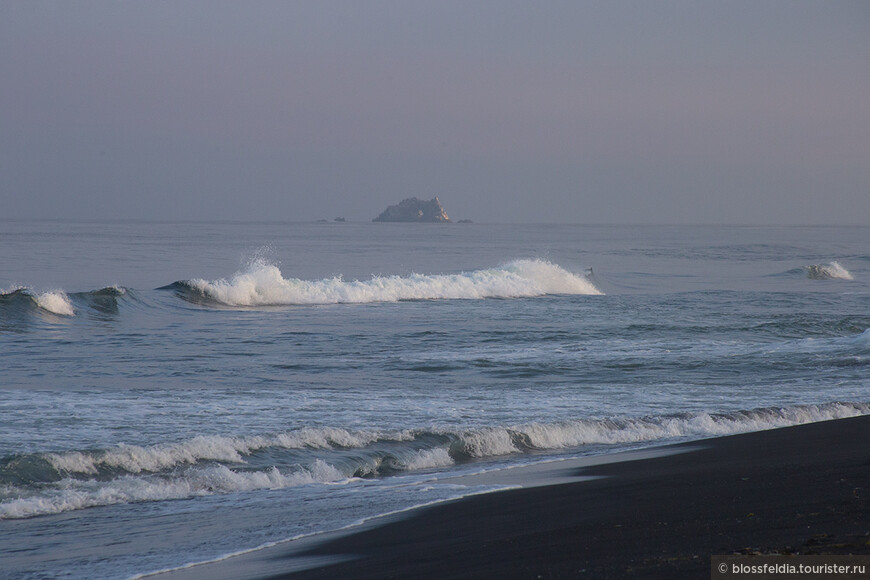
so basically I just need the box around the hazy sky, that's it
[2,1,868,224]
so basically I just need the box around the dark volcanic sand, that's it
[270,416,870,579]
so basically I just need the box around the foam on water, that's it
[43,429,405,476]
[806,261,854,280]
[404,448,455,470]
[184,258,601,306]
[35,290,75,316]
[0,286,137,322]
[3,402,866,520]
[0,461,350,520]
[1,287,78,316]
[447,402,870,458]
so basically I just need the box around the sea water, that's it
[1,221,868,578]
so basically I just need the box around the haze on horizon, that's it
[1,1,868,225]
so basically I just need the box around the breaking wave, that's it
[34,290,75,316]
[0,286,129,319]
[1,401,866,520]
[0,288,76,316]
[0,461,347,520]
[806,261,854,280]
[450,401,869,457]
[169,259,602,307]
[41,428,405,476]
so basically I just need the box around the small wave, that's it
[403,448,455,471]
[41,428,405,477]
[0,288,33,309]
[35,290,75,316]
[0,286,75,316]
[70,285,129,301]
[0,461,348,520]
[806,261,854,280]
[851,329,870,346]
[0,285,133,320]
[0,287,75,316]
[170,258,601,307]
[8,403,870,481]
[449,401,869,458]
[3,402,866,519]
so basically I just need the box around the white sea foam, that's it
[403,448,454,470]
[0,461,350,520]
[452,402,870,457]
[806,261,854,280]
[187,258,601,307]
[46,437,253,475]
[0,285,24,296]
[8,402,867,520]
[454,427,522,458]
[44,429,405,476]
[39,403,870,478]
[34,290,75,316]
[30,404,870,475]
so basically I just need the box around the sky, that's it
[1,1,869,224]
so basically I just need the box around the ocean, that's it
[1,221,868,579]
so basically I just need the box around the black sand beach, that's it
[158,416,870,579]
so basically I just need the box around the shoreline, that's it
[151,415,870,579]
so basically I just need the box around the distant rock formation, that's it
[373,197,451,223]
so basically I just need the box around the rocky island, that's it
[373,197,451,223]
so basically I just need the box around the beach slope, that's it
[157,415,870,579]
[276,415,870,579]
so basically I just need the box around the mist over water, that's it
[1,222,868,578]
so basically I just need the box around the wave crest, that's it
[177,259,602,307]
[0,461,348,520]
[0,287,75,316]
[0,286,133,320]
[34,290,75,316]
[448,401,870,458]
[42,428,402,477]
[806,261,854,280]
[3,402,866,520]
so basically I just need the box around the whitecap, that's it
[403,448,454,470]
[488,401,870,450]
[0,461,351,520]
[35,290,75,316]
[44,428,407,476]
[806,261,853,280]
[186,258,601,307]
[11,402,867,520]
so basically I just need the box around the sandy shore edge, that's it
[148,416,870,579]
